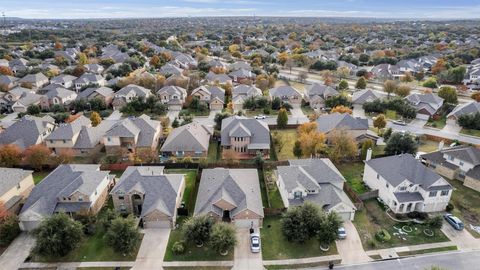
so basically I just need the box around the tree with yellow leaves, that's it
[278,52,289,65]
[328,129,358,163]
[331,105,352,114]
[297,122,327,157]
[90,111,102,127]
[78,53,88,65]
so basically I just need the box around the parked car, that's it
[250,233,261,253]
[444,214,464,230]
[255,115,267,119]
[338,227,347,239]
[393,120,407,126]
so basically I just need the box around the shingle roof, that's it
[220,116,270,149]
[269,85,302,98]
[0,168,33,196]
[194,168,264,218]
[306,83,338,99]
[352,89,384,104]
[111,166,184,218]
[105,115,160,147]
[46,115,91,141]
[316,113,368,133]
[161,123,212,152]
[0,115,55,150]
[447,101,480,119]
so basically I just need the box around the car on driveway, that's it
[338,227,347,239]
[444,214,464,230]
[393,120,407,126]
[250,233,261,253]
[255,115,267,119]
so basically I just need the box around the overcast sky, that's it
[2,0,480,19]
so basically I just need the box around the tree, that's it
[72,65,86,77]
[90,111,101,127]
[214,112,231,130]
[105,216,141,254]
[331,105,352,114]
[297,122,327,157]
[33,213,83,257]
[78,53,88,65]
[0,211,20,247]
[356,77,367,89]
[321,70,336,86]
[458,112,480,130]
[373,114,387,131]
[209,222,237,255]
[471,92,480,102]
[426,216,443,230]
[338,79,349,91]
[183,215,215,246]
[395,84,411,97]
[325,95,351,108]
[384,132,418,155]
[328,129,358,162]
[293,140,302,159]
[336,66,350,79]
[383,80,397,99]
[317,211,343,247]
[24,144,51,170]
[27,104,41,115]
[0,66,13,76]
[281,202,322,243]
[0,144,22,167]
[422,77,438,89]
[297,71,308,83]
[438,86,458,105]
[54,40,63,50]
[360,139,374,160]
[401,71,414,83]
[285,58,295,74]
[277,108,288,128]
[431,59,447,75]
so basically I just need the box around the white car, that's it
[338,227,347,239]
[250,233,261,253]
[255,115,267,119]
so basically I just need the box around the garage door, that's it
[416,113,430,120]
[144,220,171,228]
[169,105,182,111]
[446,118,457,125]
[20,220,41,232]
[210,103,224,110]
[337,211,354,222]
[234,219,259,228]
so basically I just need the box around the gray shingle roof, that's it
[194,168,264,218]
[46,115,91,141]
[221,116,270,149]
[316,113,368,133]
[0,115,55,150]
[269,85,302,98]
[447,101,480,119]
[351,89,384,105]
[20,165,109,220]
[0,168,33,196]
[161,123,212,153]
[105,115,160,147]
[305,83,338,99]
[366,154,449,189]
[111,166,184,218]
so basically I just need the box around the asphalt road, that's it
[306,250,480,270]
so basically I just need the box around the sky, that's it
[2,0,480,19]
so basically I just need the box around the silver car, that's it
[250,233,261,253]
[338,227,347,239]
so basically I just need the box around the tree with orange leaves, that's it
[431,59,447,75]
[0,144,23,167]
[297,122,327,157]
[23,144,51,170]
[331,105,352,114]
[471,92,480,102]
[54,40,63,50]
[0,66,13,76]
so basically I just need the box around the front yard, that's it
[447,179,480,238]
[261,216,338,260]
[336,162,368,194]
[426,117,446,129]
[353,200,449,250]
[271,129,297,160]
[461,128,480,137]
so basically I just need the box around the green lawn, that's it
[163,227,234,261]
[461,128,480,137]
[353,200,449,250]
[372,145,385,157]
[245,109,279,117]
[417,140,440,153]
[263,169,285,209]
[301,106,315,116]
[447,179,480,238]
[397,246,457,257]
[179,109,210,117]
[385,110,399,120]
[164,169,198,215]
[426,117,446,129]
[32,171,51,185]
[336,162,368,194]
[271,129,297,160]
[207,141,219,162]
[261,217,338,260]
[77,268,131,270]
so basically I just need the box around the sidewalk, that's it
[263,254,341,266]
[0,233,35,270]
[365,241,456,259]
[21,261,135,269]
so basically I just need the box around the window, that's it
[441,190,449,196]
[294,191,302,199]
[386,183,389,188]
[78,197,83,202]
[448,155,454,161]
[118,195,124,200]
[63,140,66,143]
[429,191,437,197]
[376,174,380,180]
[107,137,111,142]
[399,186,407,191]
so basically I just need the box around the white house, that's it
[363,154,452,214]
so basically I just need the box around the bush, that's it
[375,229,391,242]
[446,203,454,212]
[182,215,215,246]
[105,216,141,254]
[172,241,186,254]
[0,215,21,247]
[209,222,237,254]
[407,211,428,220]
[427,216,444,230]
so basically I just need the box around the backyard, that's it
[261,216,338,260]
[32,171,51,185]
[353,200,450,250]
[207,141,219,162]
[263,169,285,209]
[271,129,297,161]
[447,179,480,238]
[164,169,198,215]
[336,162,368,194]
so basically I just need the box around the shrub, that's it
[0,215,20,247]
[172,241,186,254]
[105,216,141,254]
[407,211,428,220]
[446,203,454,212]
[209,222,237,254]
[182,215,215,246]
[426,216,444,230]
[375,229,391,242]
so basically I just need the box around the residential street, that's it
[441,224,480,251]
[233,229,264,270]
[336,221,372,265]
[308,250,480,270]
[0,233,35,270]
[132,229,171,270]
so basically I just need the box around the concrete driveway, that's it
[0,233,35,269]
[441,223,479,251]
[336,221,372,265]
[442,122,462,134]
[352,105,366,118]
[233,229,263,270]
[106,110,122,120]
[166,110,180,124]
[409,118,428,128]
[132,228,171,270]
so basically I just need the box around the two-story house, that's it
[50,74,77,89]
[220,116,270,159]
[111,166,185,228]
[0,115,55,150]
[305,83,339,110]
[45,115,92,154]
[74,73,106,92]
[363,154,452,214]
[18,73,49,90]
[191,85,225,110]
[76,86,115,106]
[112,84,152,110]
[156,85,187,111]
[0,168,34,213]
[422,146,480,192]
[40,86,77,110]
[405,93,444,120]
[19,164,113,231]
[276,159,356,221]
[232,84,263,111]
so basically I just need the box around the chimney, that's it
[365,148,372,161]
